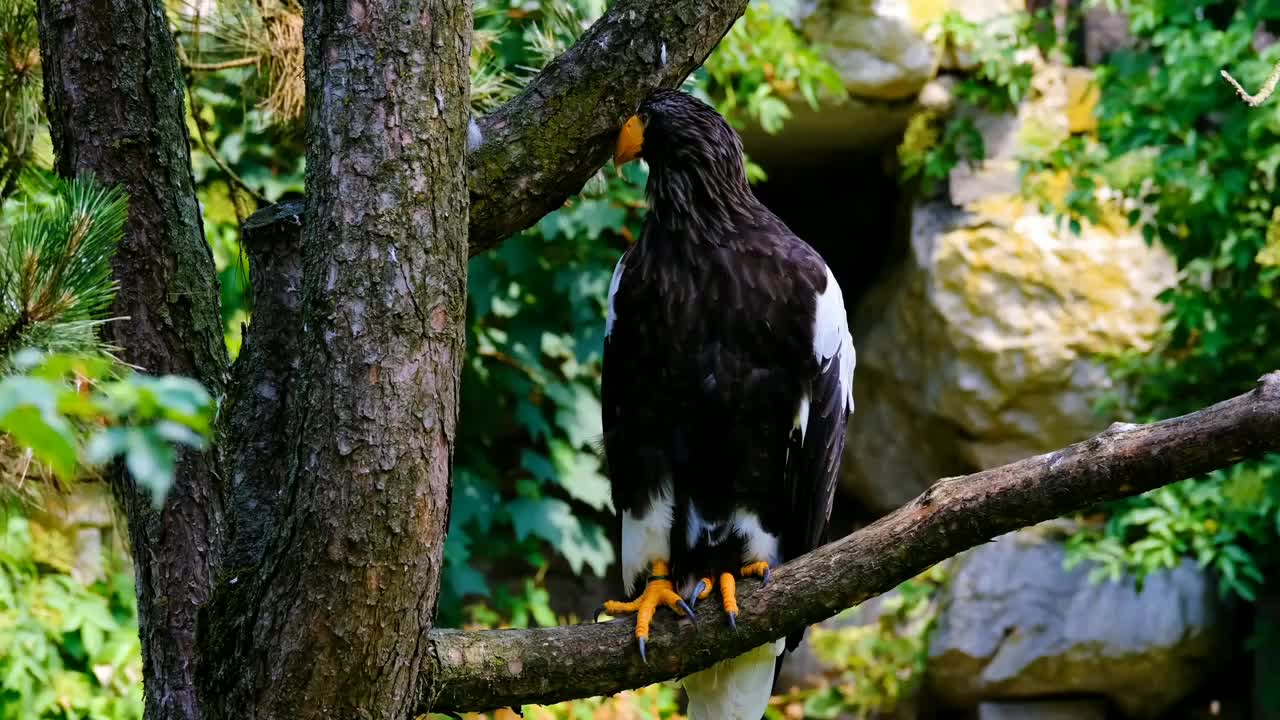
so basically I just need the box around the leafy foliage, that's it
[896,10,1040,194]
[0,178,215,505]
[1013,1,1280,602]
[426,683,685,720]
[1065,463,1276,600]
[0,351,213,507]
[768,565,947,720]
[0,506,143,720]
[698,2,846,135]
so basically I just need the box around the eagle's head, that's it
[614,89,754,233]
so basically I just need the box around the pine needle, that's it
[0,176,126,359]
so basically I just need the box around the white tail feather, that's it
[682,640,784,720]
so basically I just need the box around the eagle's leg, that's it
[713,561,772,629]
[595,560,694,662]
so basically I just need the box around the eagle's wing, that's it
[781,262,855,649]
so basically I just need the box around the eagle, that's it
[597,89,856,719]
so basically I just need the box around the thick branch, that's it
[421,372,1280,713]
[243,0,747,259]
[219,200,304,572]
[466,0,747,253]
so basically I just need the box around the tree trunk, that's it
[202,0,472,717]
[35,2,229,718]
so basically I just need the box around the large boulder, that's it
[743,0,1023,161]
[792,0,947,101]
[840,65,1170,514]
[927,526,1228,717]
[790,0,1024,99]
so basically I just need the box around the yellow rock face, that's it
[1064,66,1101,134]
[843,186,1175,511]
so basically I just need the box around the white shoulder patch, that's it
[813,265,856,410]
[605,252,627,337]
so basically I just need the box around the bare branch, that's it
[422,372,1280,714]
[465,0,747,254]
[1221,61,1280,106]
[182,56,259,71]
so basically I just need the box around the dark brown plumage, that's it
[599,89,855,718]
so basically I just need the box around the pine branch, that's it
[0,176,126,359]
[420,373,1280,713]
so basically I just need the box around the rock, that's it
[1082,3,1133,65]
[949,64,1097,206]
[979,700,1106,720]
[840,64,1172,515]
[927,527,1226,717]
[739,96,920,164]
[793,0,948,101]
[27,482,119,585]
[790,0,1026,97]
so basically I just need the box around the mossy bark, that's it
[36,2,229,719]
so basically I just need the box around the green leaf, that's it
[0,376,78,478]
[125,428,177,508]
[549,440,613,512]
[83,427,130,465]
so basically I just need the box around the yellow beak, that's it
[614,115,645,166]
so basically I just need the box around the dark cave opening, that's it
[751,144,911,537]
[751,148,909,317]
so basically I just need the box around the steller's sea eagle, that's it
[597,89,856,720]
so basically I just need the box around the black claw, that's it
[727,612,737,630]
[676,597,697,624]
[593,604,606,622]
[638,636,648,663]
[761,567,772,588]
[688,579,709,609]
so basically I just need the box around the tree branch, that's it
[219,200,303,572]
[242,0,747,258]
[1221,61,1280,106]
[421,372,1280,714]
[465,0,747,253]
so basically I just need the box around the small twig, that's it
[183,56,260,72]
[1221,61,1280,107]
[173,35,269,207]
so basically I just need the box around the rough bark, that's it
[35,2,229,719]
[219,200,304,573]
[201,0,472,717]
[465,0,747,252]
[420,372,1280,713]
[227,0,746,258]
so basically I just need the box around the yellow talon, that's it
[595,560,694,660]
[720,572,738,619]
[695,577,713,600]
[741,561,770,579]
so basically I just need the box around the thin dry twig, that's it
[1221,60,1280,106]
[183,55,259,72]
